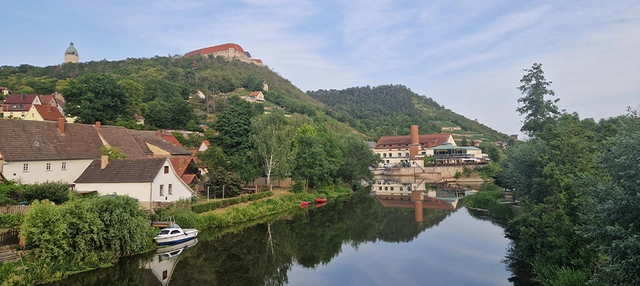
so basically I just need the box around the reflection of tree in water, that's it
[49,253,159,286]
[56,191,462,286]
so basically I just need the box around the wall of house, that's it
[2,159,94,184]
[24,106,44,121]
[151,160,195,203]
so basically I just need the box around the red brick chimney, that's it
[157,130,163,138]
[58,117,65,134]
[95,121,101,129]
[409,125,420,158]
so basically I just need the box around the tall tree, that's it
[251,109,296,189]
[516,63,561,137]
[61,74,128,124]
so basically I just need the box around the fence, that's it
[0,205,30,215]
[0,229,19,246]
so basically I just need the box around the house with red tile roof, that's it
[2,94,41,119]
[24,104,66,122]
[0,87,8,96]
[184,43,264,66]
[74,157,195,208]
[243,91,265,103]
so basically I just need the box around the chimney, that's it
[409,125,420,158]
[20,93,24,100]
[101,155,109,169]
[95,121,101,129]
[58,118,65,134]
[157,130,163,138]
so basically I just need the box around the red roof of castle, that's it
[253,59,263,64]
[184,43,246,58]
[32,105,65,122]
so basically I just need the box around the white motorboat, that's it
[153,223,198,246]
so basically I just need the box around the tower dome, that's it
[64,42,79,64]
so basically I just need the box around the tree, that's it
[60,74,128,124]
[336,133,381,184]
[291,124,343,190]
[516,63,561,137]
[251,109,296,189]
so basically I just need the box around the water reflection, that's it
[372,176,474,222]
[55,187,510,285]
[144,239,198,286]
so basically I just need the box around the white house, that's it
[372,125,456,168]
[0,118,103,184]
[74,157,196,209]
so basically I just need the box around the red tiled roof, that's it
[202,140,210,147]
[163,134,184,148]
[39,95,55,105]
[375,133,452,149]
[249,91,261,97]
[181,174,196,185]
[4,94,38,104]
[32,105,65,121]
[253,59,263,64]
[169,157,192,176]
[184,43,246,58]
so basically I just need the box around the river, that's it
[54,183,512,285]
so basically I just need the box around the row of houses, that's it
[371,125,488,167]
[0,119,208,209]
[1,92,69,122]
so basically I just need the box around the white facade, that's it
[74,159,194,204]
[1,159,93,184]
[373,149,425,168]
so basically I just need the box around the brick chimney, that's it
[95,121,101,129]
[157,130,163,138]
[101,155,109,169]
[409,125,420,158]
[58,117,65,134]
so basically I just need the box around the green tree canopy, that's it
[516,63,561,137]
[60,73,128,124]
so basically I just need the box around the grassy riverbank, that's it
[0,186,352,285]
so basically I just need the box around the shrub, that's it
[17,182,72,205]
[0,214,22,228]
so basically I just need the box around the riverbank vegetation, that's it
[483,63,640,285]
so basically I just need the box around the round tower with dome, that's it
[64,42,79,64]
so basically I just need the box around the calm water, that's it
[54,191,511,286]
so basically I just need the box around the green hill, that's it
[307,85,511,142]
[0,56,509,142]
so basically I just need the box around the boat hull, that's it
[154,229,199,246]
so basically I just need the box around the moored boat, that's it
[300,201,311,208]
[154,223,199,246]
[315,198,327,204]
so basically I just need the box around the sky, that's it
[2,0,639,138]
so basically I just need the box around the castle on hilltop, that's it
[64,42,79,64]
[184,43,263,66]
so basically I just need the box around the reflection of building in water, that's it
[375,177,469,222]
[143,238,198,286]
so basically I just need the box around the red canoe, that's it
[300,201,311,208]
[315,198,327,204]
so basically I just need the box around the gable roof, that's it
[184,43,247,58]
[0,119,102,161]
[375,133,453,148]
[162,134,184,148]
[129,130,193,156]
[75,158,166,183]
[4,94,38,105]
[38,95,56,106]
[32,105,65,121]
[96,125,149,159]
[249,91,262,97]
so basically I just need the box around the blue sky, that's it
[2,0,639,137]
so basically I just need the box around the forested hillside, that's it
[308,85,510,141]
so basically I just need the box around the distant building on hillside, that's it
[64,42,79,64]
[184,43,263,66]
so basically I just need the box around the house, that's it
[184,43,264,66]
[0,118,103,184]
[134,113,145,125]
[23,104,66,122]
[2,94,41,119]
[74,157,196,209]
[373,125,456,168]
[0,87,8,96]
[243,91,265,103]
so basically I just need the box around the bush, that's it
[0,214,22,228]
[190,191,274,214]
[17,182,72,204]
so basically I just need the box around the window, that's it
[383,153,387,158]
[160,184,164,196]
[61,162,67,170]
[398,153,401,157]
[164,166,169,174]
[168,184,173,195]
[46,163,51,171]
[23,163,29,172]
[378,187,382,190]
[391,187,394,191]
